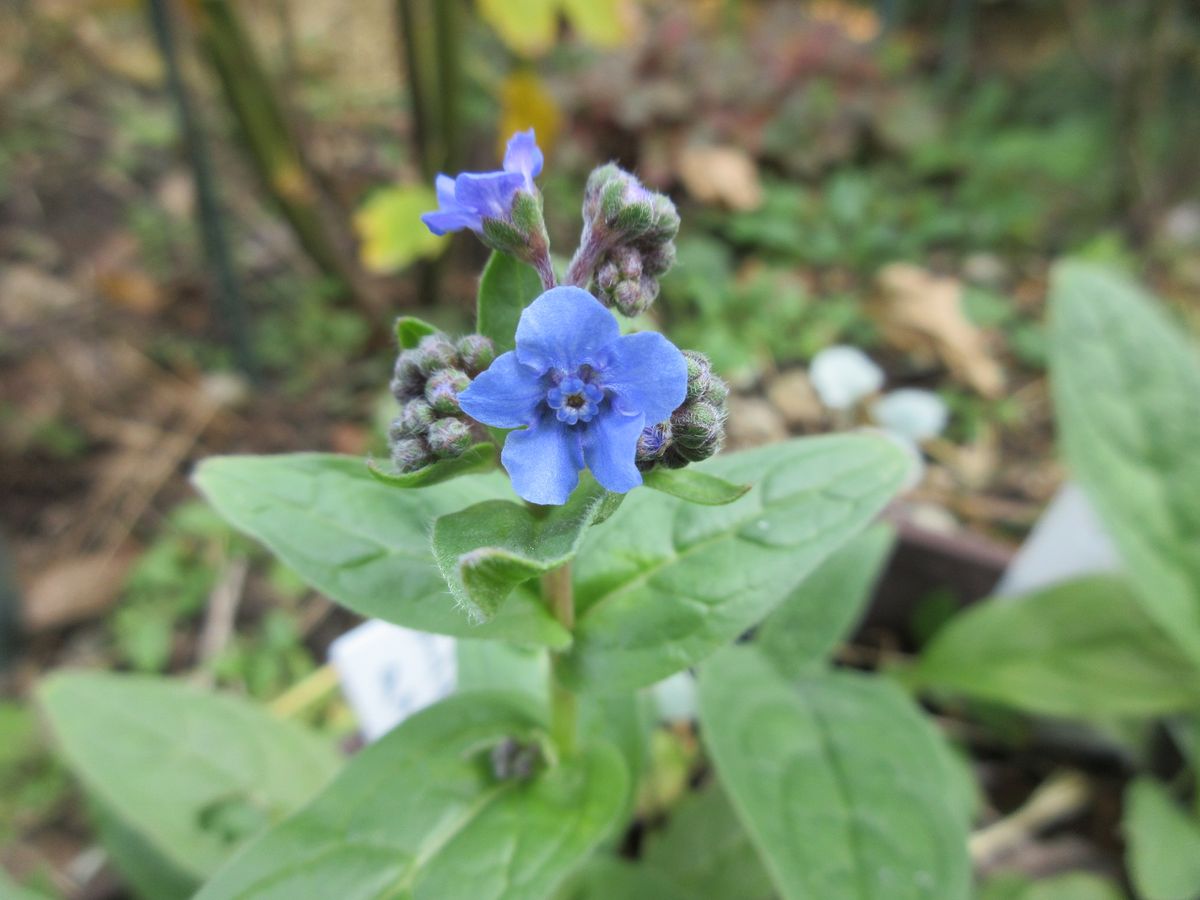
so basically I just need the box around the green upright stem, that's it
[190,0,361,297]
[542,564,578,755]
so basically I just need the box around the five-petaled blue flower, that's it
[421,130,543,236]
[459,287,687,505]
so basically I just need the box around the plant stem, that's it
[147,0,256,377]
[542,563,577,755]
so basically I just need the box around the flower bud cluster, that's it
[636,350,728,470]
[570,164,680,317]
[388,332,495,472]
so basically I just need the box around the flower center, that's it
[546,373,604,425]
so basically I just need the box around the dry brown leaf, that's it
[22,550,136,633]
[0,266,84,329]
[873,263,1006,398]
[678,145,764,211]
[765,368,824,428]
[96,269,163,314]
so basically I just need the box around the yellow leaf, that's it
[476,0,559,58]
[499,70,562,158]
[353,184,445,274]
[560,0,635,47]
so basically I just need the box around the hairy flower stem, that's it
[564,232,613,288]
[531,250,558,292]
[542,563,578,755]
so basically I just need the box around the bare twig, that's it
[969,770,1092,868]
[194,557,249,678]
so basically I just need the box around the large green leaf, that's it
[563,435,907,692]
[641,782,774,900]
[196,693,627,900]
[1049,261,1200,664]
[698,647,971,900]
[454,640,648,818]
[912,576,1200,718]
[0,869,53,900]
[477,251,544,354]
[1124,778,1200,900]
[38,672,339,890]
[90,796,198,900]
[558,857,689,900]
[193,454,569,647]
[433,479,611,619]
[979,872,1123,900]
[755,523,895,676]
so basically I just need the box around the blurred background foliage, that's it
[1,0,1199,896]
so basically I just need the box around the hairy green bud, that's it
[426,417,473,458]
[425,368,470,415]
[456,334,496,376]
[390,436,433,473]
[414,333,459,376]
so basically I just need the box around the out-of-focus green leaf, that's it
[38,672,339,893]
[477,251,543,354]
[1124,778,1200,900]
[912,576,1200,718]
[698,646,971,900]
[195,693,627,900]
[394,315,438,349]
[641,782,774,900]
[979,871,1123,900]
[1050,261,1200,665]
[755,523,894,675]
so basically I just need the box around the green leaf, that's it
[478,251,544,354]
[195,693,628,900]
[755,523,895,676]
[367,443,498,489]
[698,647,971,900]
[641,782,774,900]
[193,454,570,647]
[38,672,339,889]
[457,640,549,707]
[559,857,689,900]
[979,872,1124,900]
[394,315,439,349]
[563,435,908,692]
[641,466,751,506]
[1049,261,1200,665]
[0,869,53,900]
[455,640,648,819]
[354,184,445,273]
[911,576,1200,718]
[1124,778,1200,900]
[433,479,612,619]
[90,795,199,900]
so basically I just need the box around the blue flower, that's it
[421,130,544,236]
[459,286,688,505]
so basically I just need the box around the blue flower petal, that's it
[503,129,543,190]
[583,409,645,494]
[604,331,688,423]
[459,351,544,429]
[421,208,480,236]
[435,174,457,206]
[502,413,583,505]
[454,171,526,221]
[515,287,621,373]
